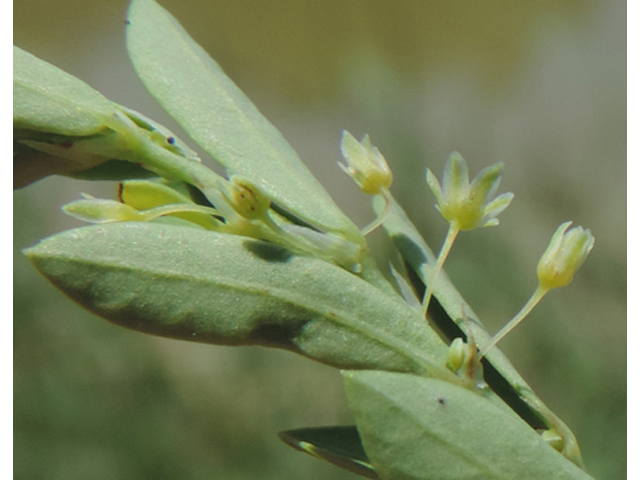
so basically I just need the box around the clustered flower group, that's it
[337,131,594,357]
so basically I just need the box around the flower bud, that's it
[446,338,467,373]
[225,176,271,220]
[339,131,393,195]
[537,221,594,290]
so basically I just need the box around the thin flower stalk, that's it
[480,222,594,358]
[422,152,513,316]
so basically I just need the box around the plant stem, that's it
[124,128,232,209]
[361,189,393,236]
[137,141,220,189]
[421,222,460,319]
[479,285,549,359]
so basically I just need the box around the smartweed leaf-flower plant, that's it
[14,0,596,478]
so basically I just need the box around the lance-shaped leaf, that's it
[343,370,594,480]
[14,46,120,186]
[126,0,361,240]
[376,197,584,463]
[278,426,378,479]
[13,47,198,187]
[13,46,120,136]
[25,222,455,379]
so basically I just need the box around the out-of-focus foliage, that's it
[14,0,625,479]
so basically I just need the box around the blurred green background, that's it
[14,1,625,479]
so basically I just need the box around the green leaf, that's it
[378,198,585,464]
[13,46,119,136]
[343,370,594,480]
[25,222,453,378]
[125,0,361,239]
[13,45,124,186]
[278,426,378,479]
[13,47,205,188]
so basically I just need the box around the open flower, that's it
[422,152,514,316]
[426,152,513,231]
[537,221,595,290]
[339,130,393,195]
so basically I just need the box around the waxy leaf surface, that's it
[25,222,451,376]
[126,0,360,238]
[13,46,119,136]
[343,370,594,480]
[13,48,196,187]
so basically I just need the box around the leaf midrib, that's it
[43,249,444,375]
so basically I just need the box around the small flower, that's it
[426,152,513,231]
[537,221,594,290]
[339,130,393,195]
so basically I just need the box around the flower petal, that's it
[470,162,504,201]
[442,152,469,199]
[426,168,444,206]
[483,191,514,220]
[341,130,366,168]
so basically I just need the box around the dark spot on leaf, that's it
[59,142,73,149]
[167,136,175,145]
[437,397,446,406]
[243,239,293,263]
[247,321,304,351]
[125,19,131,25]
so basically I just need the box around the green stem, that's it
[479,285,549,359]
[126,130,237,216]
[361,189,393,236]
[125,125,392,285]
[421,223,460,319]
